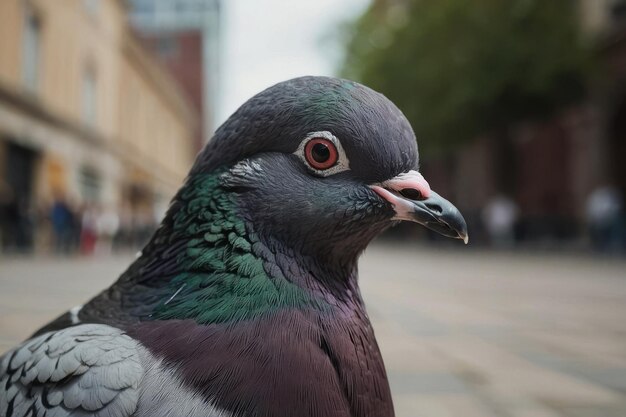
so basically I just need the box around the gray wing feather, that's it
[0,324,143,417]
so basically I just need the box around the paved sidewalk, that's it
[1,245,626,417]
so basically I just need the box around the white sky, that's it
[218,0,370,125]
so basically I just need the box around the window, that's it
[176,1,187,13]
[156,37,179,58]
[82,68,97,127]
[193,1,207,13]
[22,8,41,93]
[79,166,101,202]
[83,0,100,16]
[131,0,154,14]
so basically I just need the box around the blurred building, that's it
[128,0,221,150]
[421,0,626,245]
[0,0,198,251]
[590,0,626,197]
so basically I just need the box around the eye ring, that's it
[304,138,338,170]
[294,131,350,176]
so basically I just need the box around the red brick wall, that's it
[140,31,205,151]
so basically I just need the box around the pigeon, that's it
[0,76,467,417]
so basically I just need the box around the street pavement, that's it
[1,244,625,417]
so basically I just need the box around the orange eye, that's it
[304,138,338,170]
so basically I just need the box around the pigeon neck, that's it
[138,172,360,325]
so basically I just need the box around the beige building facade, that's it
[0,0,197,249]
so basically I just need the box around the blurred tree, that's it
[340,0,591,159]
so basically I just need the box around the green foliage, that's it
[340,0,591,154]
[152,173,328,324]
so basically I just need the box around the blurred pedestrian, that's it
[115,203,133,250]
[95,207,119,255]
[50,193,75,255]
[80,203,98,255]
[482,194,519,248]
[0,180,35,253]
[33,199,53,254]
[586,184,624,253]
[0,179,15,252]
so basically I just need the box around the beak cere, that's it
[370,170,469,244]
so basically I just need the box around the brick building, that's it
[128,0,221,150]
[0,0,199,251]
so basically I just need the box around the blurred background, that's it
[0,0,625,255]
[0,1,625,416]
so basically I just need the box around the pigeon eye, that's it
[304,138,338,170]
[295,131,349,176]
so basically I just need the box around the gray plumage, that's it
[0,324,229,417]
[1,325,141,417]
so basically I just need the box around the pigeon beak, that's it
[370,170,469,244]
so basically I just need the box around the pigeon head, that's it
[191,76,467,264]
[138,76,467,324]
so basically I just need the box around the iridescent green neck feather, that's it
[150,173,329,324]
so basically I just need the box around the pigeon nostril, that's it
[425,202,443,215]
[399,188,423,201]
